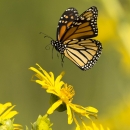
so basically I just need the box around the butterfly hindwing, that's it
[57,8,78,41]
[60,6,98,41]
[63,38,102,70]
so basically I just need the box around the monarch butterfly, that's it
[50,6,102,70]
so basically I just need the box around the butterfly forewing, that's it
[61,6,98,41]
[57,8,78,41]
[80,6,98,22]
[64,39,102,70]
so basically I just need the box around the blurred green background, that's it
[0,0,130,130]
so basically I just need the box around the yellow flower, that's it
[29,64,98,128]
[0,102,22,130]
[118,46,130,74]
[83,122,110,130]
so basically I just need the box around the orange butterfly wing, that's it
[60,6,98,42]
[57,8,78,41]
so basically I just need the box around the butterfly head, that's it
[51,40,66,54]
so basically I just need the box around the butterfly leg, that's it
[61,54,65,67]
[57,53,59,58]
[51,46,54,59]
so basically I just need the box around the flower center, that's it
[60,84,75,102]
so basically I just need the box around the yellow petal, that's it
[49,72,54,84]
[29,66,51,84]
[29,65,55,88]
[29,67,45,80]
[47,100,62,114]
[92,122,99,130]
[73,114,80,129]
[46,89,58,96]
[36,64,54,85]
[1,106,18,119]
[0,102,12,115]
[70,104,87,114]
[13,124,22,127]
[55,72,64,84]
[86,106,98,113]
[75,126,81,130]
[67,104,73,124]
[35,80,48,89]
[84,126,93,130]
[54,71,65,90]
[100,124,104,130]
[3,111,18,119]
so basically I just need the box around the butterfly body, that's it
[51,6,102,70]
[51,40,66,54]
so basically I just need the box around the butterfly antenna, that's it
[40,32,54,53]
[39,32,53,40]
[39,32,55,60]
